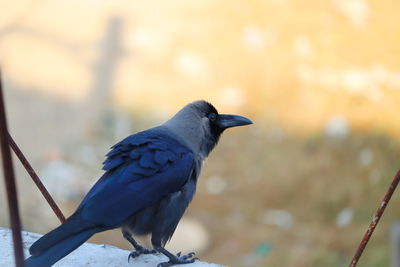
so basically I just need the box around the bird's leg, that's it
[122,231,157,261]
[154,246,198,267]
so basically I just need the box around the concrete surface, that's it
[0,228,224,267]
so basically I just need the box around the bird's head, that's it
[164,100,253,158]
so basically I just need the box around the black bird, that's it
[25,100,252,267]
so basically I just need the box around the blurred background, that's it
[1,0,400,266]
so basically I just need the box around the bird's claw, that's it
[128,247,157,262]
[157,252,198,267]
[181,252,196,260]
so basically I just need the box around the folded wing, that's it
[78,127,195,227]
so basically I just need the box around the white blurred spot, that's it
[174,50,208,78]
[359,148,373,167]
[130,29,156,47]
[205,176,227,195]
[324,115,350,138]
[129,28,170,55]
[296,65,400,99]
[243,27,264,49]
[259,209,293,230]
[216,87,246,109]
[342,69,367,93]
[166,217,210,254]
[332,0,369,28]
[336,207,353,227]
[293,36,313,59]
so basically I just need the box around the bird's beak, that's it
[217,114,253,129]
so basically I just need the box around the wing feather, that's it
[78,127,194,227]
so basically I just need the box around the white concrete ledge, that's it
[0,228,224,267]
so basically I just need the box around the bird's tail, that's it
[25,227,99,267]
[25,213,102,267]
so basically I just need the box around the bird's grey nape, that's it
[163,101,217,158]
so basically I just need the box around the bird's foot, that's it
[157,252,198,267]
[128,246,157,261]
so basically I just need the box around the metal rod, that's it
[349,169,400,267]
[8,133,66,223]
[0,70,25,266]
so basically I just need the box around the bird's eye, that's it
[208,113,217,122]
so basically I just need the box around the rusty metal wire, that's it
[0,70,25,267]
[349,169,400,267]
[8,133,66,223]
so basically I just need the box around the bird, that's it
[25,100,252,267]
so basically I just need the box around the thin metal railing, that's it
[0,69,25,267]
[349,170,400,266]
[8,133,66,223]
[0,70,66,267]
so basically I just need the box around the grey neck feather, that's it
[163,105,216,159]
